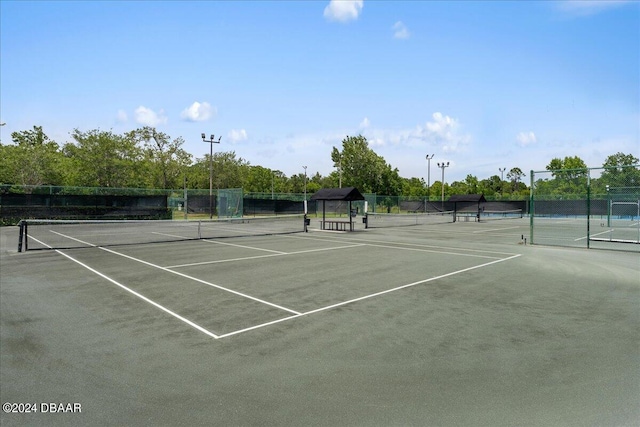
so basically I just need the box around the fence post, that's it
[586,171,591,249]
[529,170,534,245]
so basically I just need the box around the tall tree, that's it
[125,127,193,189]
[546,156,588,179]
[464,174,479,194]
[191,151,251,190]
[64,129,142,187]
[4,126,64,186]
[599,152,640,190]
[602,152,639,169]
[331,135,402,194]
[401,177,427,197]
[244,166,273,193]
[544,156,588,195]
[506,167,525,193]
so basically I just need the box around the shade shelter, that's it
[448,194,487,221]
[310,187,365,231]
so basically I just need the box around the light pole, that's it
[303,166,307,200]
[426,154,434,202]
[437,162,449,207]
[499,167,506,197]
[202,133,221,219]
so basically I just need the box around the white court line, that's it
[167,244,365,268]
[33,230,522,340]
[289,233,519,257]
[218,254,522,338]
[98,246,302,315]
[397,227,528,238]
[26,235,220,339]
[472,225,521,233]
[46,229,301,315]
[575,229,612,241]
[49,230,97,246]
[359,242,502,260]
[201,238,286,254]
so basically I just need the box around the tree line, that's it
[1,126,637,198]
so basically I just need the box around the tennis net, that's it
[479,209,524,221]
[364,211,455,229]
[18,214,307,251]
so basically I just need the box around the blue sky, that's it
[1,0,638,183]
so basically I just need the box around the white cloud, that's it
[411,112,470,153]
[516,131,537,147]
[392,21,410,39]
[180,101,215,122]
[425,112,456,136]
[228,129,248,143]
[134,106,167,126]
[324,0,363,23]
[359,117,370,129]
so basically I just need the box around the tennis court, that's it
[1,216,638,426]
[532,215,640,250]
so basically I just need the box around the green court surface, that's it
[1,218,638,426]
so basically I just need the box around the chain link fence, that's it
[2,184,531,226]
[530,165,640,252]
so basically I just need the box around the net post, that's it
[24,221,28,251]
[18,221,24,252]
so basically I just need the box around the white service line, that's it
[201,238,287,254]
[361,242,503,259]
[46,229,301,315]
[289,233,519,257]
[27,235,220,339]
[472,225,521,233]
[99,246,302,315]
[50,230,96,246]
[302,254,522,316]
[167,244,365,268]
[218,253,522,338]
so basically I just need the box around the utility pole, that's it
[303,166,307,200]
[202,133,221,219]
[426,154,434,201]
[437,162,450,208]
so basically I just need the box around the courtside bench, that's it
[320,220,353,231]
[456,212,479,222]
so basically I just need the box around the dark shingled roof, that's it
[447,194,487,203]
[310,187,365,201]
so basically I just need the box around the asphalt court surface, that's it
[1,218,639,426]
[19,224,522,338]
